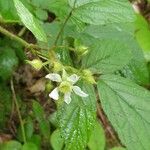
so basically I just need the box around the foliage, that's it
[0,0,150,150]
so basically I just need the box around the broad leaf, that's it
[13,0,47,42]
[84,23,149,85]
[0,47,18,80]
[69,0,135,25]
[110,147,126,150]
[58,83,96,150]
[50,129,64,150]
[88,121,105,150]
[97,75,150,150]
[82,40,132,74]
[0,141,22,150]
[22,142,38,150]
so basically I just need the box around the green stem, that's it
[54,0,77,46]
[0,25,30,48]
[10,78,27,143]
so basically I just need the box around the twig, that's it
[10,78,26,143]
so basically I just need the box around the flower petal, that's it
[45,73,62,82]
[64,92,72,104]
[73,86,88,97]
[67,74,80,84]
[49,88,59,100]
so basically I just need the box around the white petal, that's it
[67,74,80,84]
[64,92,72,104]
[73,86,88,97]
[45,73,62,82]
[49,88,59,100]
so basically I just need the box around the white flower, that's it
[45,70,88,104]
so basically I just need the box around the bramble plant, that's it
[0,0,150,150]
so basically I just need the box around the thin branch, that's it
[10,78,26,143]
[54,0,77,45]
[0,25,30,48]
[0,25,49,50]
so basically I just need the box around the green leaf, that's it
[82,40,132,74]
[58,83,96,150]
[47,0,70,20]
[0,47,18,80]
[110,147,126,150]
[32,101,50,139]
[0,141,22,150]
[28,134,41,149]
[33,101,44,122]
[22,142,38,150]
[97,75,150,150]
[0,0,19,22]
[84,23,149,85]
[88,121,105,150]
[13,0,47,42]
[50,129,64,150]
[69,0,135,25]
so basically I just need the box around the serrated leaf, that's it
[0,47,18,80]
[13,0,47,42]
[50,129,64,150]
[82,40,132,74]
[88,121,105,150]
[84,23,149,85]
[58,83,96,150]
[97,75,150,150]
[0,141,22,150]
[70,0,135,25]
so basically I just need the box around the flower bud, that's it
[53,61,63,72]
[26,59,43,70]
[82,69,96,84]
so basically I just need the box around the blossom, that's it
[45,70,88,104]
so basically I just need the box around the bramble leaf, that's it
[97,75,150,150]
[58,83,96,150]
[13,0,47,42]
[82,40,132,74]
[69,0,135,25]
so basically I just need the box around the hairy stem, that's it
[10,78,26,143]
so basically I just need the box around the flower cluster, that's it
[45,70,88,104]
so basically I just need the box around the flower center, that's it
[59,81,72,93]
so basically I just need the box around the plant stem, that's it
[54,0,77,46]
[10,78,27,143]
[0,25,30,47]
[0,25,48,50]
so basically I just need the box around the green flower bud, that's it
[82,69,96,84]
[59,81,72,93]
[45,81,54,93]
[53,61,63,72]
[26,59,43,70]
